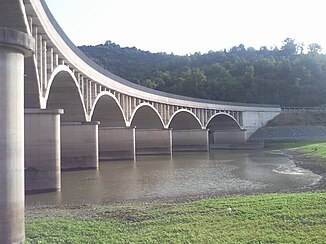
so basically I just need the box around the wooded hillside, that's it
[79,39,326,106]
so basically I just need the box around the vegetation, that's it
[267,112,326,126]
[269,140,326,159]
[26,192,326,243]
[79,39,326,106]
[297,142,326,159]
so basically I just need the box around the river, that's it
[26,150,322,205]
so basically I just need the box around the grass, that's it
[26,192,326,243]
[267,140,326,159]
[295,142,326,158]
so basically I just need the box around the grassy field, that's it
[26,192,326,243]
[268,140,326,159]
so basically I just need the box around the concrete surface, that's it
[136,129,172,155]
[172,129,209,151]
[0,28,34,244]
[61,122,99,170]
[25,109,63,193]
[99,127,135,161]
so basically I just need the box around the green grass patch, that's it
[267,140,326,150]
[293,142,326,159]
[268,140,326,159]
[26,192,326,243]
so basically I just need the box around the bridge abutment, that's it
[242,111,280,139]
[25,109,63,193]
[136,129,172,155]
[61,122,99,170]
[0,28,34,244]
[172,129,209,152]
[99,127,136,161]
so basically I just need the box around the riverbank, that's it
[266,140,326,190]
[25,192,326,243]
[249,112,326,142]
[25,141,326,243]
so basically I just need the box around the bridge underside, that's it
[169,111,202,129]
[207,114,241,131]
[47,71,86,122]
[24,57,40,108]
[131,105,164,129]
[207,114,246,146]
[92,95,126,127]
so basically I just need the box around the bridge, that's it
[0,0,280,242]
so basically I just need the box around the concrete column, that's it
[136,129,172,155]
[99,127,136,161]
[25,109,63,193]
[0,28,34,244]
[172,129,209,152]
[61,122,99,170]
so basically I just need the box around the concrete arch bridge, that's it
[0,0,280,242]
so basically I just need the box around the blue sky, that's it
[45,0,326,55]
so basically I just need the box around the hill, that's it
[79,39,326,106]
[267,112,326,126]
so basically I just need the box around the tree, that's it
[281,38,297,56]
[79,40,326,107]
[308,43,322,54]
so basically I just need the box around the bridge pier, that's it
[210,130,247,148]
[172,129,209,152]
[0,28,34,244]
[99,127,136,161]
[61,122,99,170]
[25,109,63,193]
[136,129,172,155]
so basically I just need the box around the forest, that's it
[79,39,326,107]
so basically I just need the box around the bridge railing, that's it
[281,107,326,112]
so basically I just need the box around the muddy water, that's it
[26,150,322,205]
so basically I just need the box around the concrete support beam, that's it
[61,122,99,170]
[136,129,172,155]
[25,109,63,193]
[172,129,209,152]
[0,28,34,244]
[99,127,136,161]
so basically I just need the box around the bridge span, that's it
[0,0,280,242]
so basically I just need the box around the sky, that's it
[45,0,326,55]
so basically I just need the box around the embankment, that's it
[249,112,326,142]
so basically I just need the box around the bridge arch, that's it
[45,65,87,122]
[129,103,165,129]
[90,91,127,127]
[206,113,242,131]
[168,109,203,129]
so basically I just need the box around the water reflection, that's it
[26,150,321,205]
